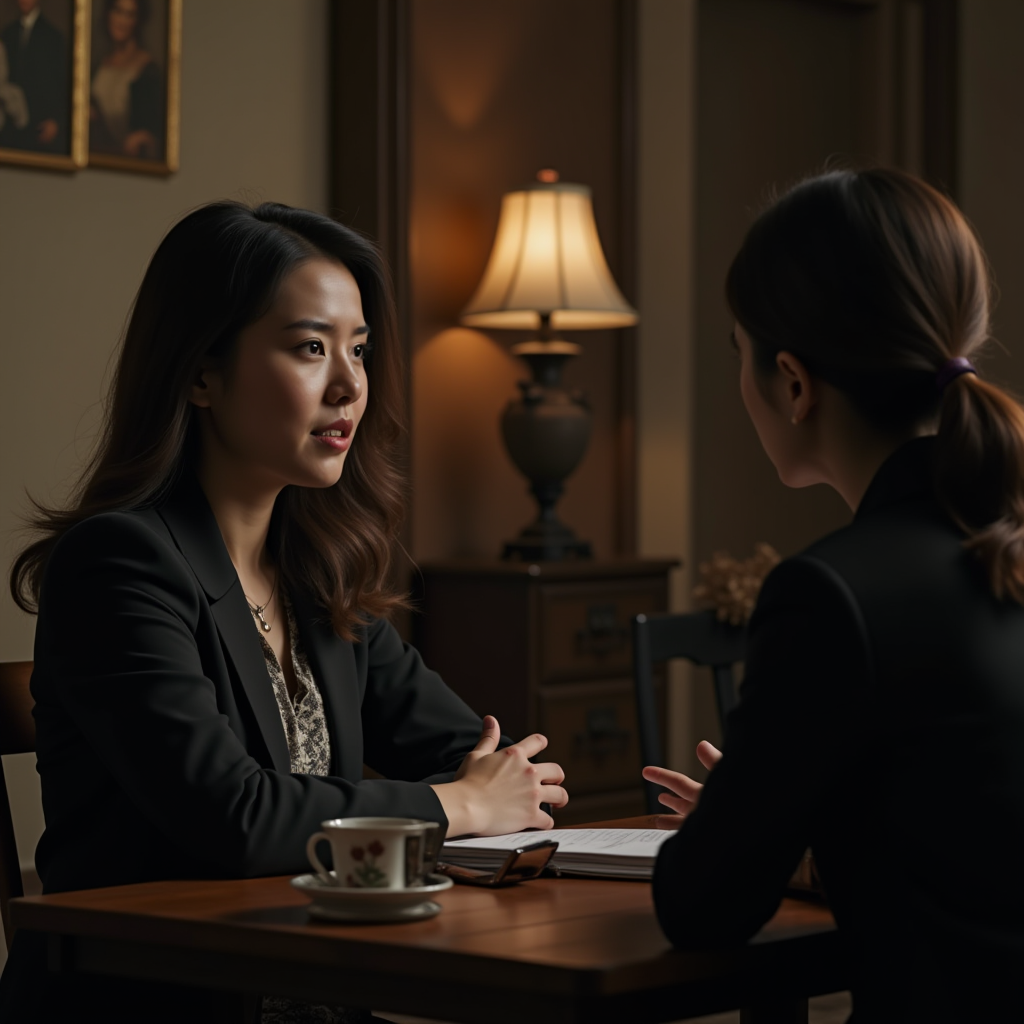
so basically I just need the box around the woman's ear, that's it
[775,351,817,425]
[188,364,218,409]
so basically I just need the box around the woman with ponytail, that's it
[644,169,1024,1023]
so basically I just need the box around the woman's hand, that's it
[641,740,722,817]
[431,715,568,837]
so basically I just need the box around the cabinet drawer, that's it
[538,579,666,681]
[539,678,661,797]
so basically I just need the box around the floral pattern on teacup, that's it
[346,839,389,887]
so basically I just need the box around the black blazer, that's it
[1,476,488,1021]
[652,439,1024,1024]
[30,473,488,893]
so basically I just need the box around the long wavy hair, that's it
[10,201,408,640]
[727,168,1024,603]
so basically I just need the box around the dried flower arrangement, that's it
[693,543,781,626]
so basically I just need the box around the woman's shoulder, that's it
[799,491,971,600]
[47,507,184,579]
[757,489,999,655]
[755,551,863,622]
[40,508,203,624]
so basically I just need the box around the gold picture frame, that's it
[86,0,180,175]
[0,0,90,171]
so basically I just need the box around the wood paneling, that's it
[409,0,636,562]
[959,1,1024,403]
[922,0,958,195]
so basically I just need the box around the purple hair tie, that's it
[936,357,978,394]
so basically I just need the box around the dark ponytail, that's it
[726,167,1024,603]
[935,375,1024,601]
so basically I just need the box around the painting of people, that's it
[0,0,87,170]
[88,0,179,173]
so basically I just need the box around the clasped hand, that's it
[432,715,568,837]
[641,740,722,817]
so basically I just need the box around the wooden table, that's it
[10,818,846,1024]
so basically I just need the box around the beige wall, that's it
[0,0,329,949]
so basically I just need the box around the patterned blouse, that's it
[252,594,331,777]
[254,597,370,1024]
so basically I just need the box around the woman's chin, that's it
[294,464,347,490]
[775,464,825,490]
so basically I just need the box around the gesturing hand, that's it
[432,715,568,837]
[641,740,722,817]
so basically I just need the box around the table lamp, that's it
[460,170,638,560]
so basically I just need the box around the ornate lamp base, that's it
[502,482,593,561]
[500,339,593,562]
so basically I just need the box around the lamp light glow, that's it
[460,182,638,331]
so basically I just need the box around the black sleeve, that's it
[651,557,870,946]
[358,616,512,784]
[36,515,452,878]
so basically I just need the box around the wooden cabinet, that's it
[412,559,677,825]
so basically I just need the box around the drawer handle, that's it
[573,706,630,762]
[576,604,629,657]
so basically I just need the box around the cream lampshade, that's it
[461,181,638,332]
[460,172,638,561]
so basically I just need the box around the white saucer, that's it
[291,872,453,923]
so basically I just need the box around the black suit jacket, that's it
[652,439,1024,1024]
[0,13,67,152]
[1,476,488,1021]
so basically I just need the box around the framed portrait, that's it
[0,0,89,171]
[87,0,180,174]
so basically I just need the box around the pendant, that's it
[255,606,271,632]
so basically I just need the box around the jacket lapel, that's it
[157,476,291,774]
[210,589,292,773]
[291,588,364,781]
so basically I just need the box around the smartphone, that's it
[435,840,558,887]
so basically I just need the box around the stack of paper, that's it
[441,828,676,880]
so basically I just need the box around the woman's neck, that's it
[195,459,281,583]
[815,389,933,511]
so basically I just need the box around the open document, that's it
[441,828,677,880]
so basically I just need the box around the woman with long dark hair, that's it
[1,201,567,1023]
[644,169,1024,1023]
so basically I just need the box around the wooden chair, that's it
[632,612,745,813]
[0,660,35,952]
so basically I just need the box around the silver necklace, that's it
[244,575,277,633]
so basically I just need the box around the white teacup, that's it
[306,817,441,889]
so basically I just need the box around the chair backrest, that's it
[0,660,35,952]
[632,612,745,813]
